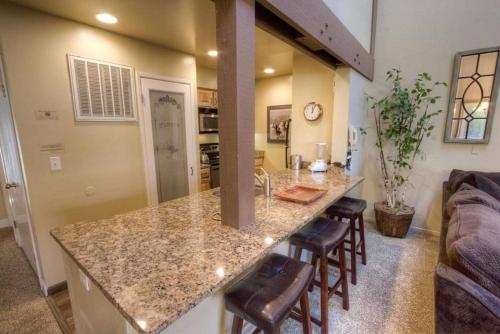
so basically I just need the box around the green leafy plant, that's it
[365,69,447,211]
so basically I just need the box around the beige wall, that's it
[291,51,335,163]
[0,3,197,287]
[196,66,217,90]
[331,68,350,164]
[0,191,7,220]
[360,0,500,233]
[255,75,292,172]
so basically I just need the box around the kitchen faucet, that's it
[255,168,271,197]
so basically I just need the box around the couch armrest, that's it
[435,263,500,334]
[439,182,451,264]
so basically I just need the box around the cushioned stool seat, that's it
[225,253,314,333]
[326,196,367,218]
[290,217,350,255]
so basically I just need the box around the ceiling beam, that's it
[215,0,255,229]
[255,0,374,81]
[255,3,342,72]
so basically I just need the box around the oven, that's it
[199,108,218,133]
[200,143,220,188]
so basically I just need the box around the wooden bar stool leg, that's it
[308,254,318,292]
[231,315,244,334]
[310,254,318,269]
[300,291,312,334]
[349,218,357,285]
[359,214,367,265]
[338,242,349,310]
[319,255,329,334]
[294,246,303,261]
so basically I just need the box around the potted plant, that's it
[364,69,447,238]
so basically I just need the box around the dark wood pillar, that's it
[215,0,255,229]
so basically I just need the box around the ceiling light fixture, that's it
[207,50,218,57]
[96,13,118,24]
[263,68,275,74]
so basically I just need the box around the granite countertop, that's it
[51,168,363,334]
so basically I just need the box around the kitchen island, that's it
[51,168,363,334]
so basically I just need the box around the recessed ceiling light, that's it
[207,50,218,57]
[263,68,275,74]
[96,13,118,24]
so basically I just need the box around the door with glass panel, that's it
[140,77,197,204]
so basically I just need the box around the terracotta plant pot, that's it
[374,202,415,238]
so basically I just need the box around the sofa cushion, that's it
[447,204,500,298]
[475,175,500,201]
[449,169,500,196]
[447,183,500,216]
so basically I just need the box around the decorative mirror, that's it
[444,46,500,143]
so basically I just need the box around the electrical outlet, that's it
[49,156,62,171]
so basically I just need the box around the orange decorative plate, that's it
[274,185,327,204]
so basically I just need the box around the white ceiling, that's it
[8,0,294,78]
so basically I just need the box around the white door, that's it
[139,76,198,204]
[0,55,40,274]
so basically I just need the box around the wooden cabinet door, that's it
[211,91,218,108]
[198,88,217,108]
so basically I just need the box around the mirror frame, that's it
[444,46,500,144]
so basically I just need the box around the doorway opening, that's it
[0,54,43,288]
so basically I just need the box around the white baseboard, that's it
[0,218,10,228]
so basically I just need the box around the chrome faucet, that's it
[255,168,271,197]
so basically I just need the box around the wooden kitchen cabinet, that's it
[197,88,218,109]
[200,164,211,191]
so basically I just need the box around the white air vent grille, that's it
[68,55,136,121]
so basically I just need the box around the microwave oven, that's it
[199,108,218,133]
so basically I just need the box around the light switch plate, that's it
[49,156,62,171]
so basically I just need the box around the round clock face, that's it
[303,102,322,121]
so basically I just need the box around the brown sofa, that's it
[435,170,500,333]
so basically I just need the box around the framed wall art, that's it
[267,105,291,143]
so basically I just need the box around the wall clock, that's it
[303,102,323,121]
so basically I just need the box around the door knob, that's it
[4,182,18,189]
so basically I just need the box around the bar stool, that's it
[290,217,350,334]
[225,253,314,334]
[326,196,367,285]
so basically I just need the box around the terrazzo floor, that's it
[282,222,439,334]
[0,227,62,334]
